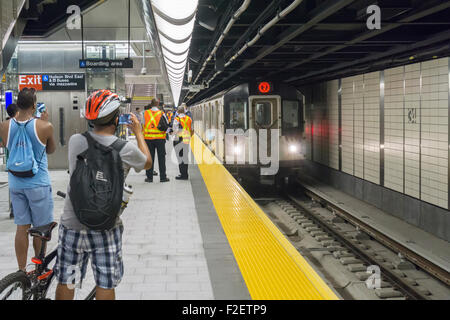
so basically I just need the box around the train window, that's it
[255,101,272,126]
[282,100,299,132]
[228,101,247,129]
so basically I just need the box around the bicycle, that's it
[0,191,96,300]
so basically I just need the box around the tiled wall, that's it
[341,77,355,175]
[384,66,405,193]
[420,58,448,208]
[354,75,364,179]
[364,71,380,185]
[328,80,340,170]
[404,63,421,199]
[302,57,449,210]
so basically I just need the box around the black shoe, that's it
[145,178,153,183]
[153,171,158,176]
[160,177,170,183]
[9,212,14,219]
[175,175,188,180]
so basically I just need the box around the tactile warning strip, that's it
[191,135,339,300]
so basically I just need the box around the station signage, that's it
[18,74,85,91]
[79,59,134,69]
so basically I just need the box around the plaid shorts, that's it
[54,224,124,290]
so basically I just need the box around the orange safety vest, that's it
[144,109,166,140]
[176,115,193,144]
[166,111,173,123]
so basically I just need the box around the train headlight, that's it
[289,144,298,153]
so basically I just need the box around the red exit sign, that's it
[19,74,42,91]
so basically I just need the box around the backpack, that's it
[69,132,126,231]
[157,113,169,132]
[7,120,42,178]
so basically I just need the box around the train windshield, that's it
[255,102,272,126]
[282,100,299,132]
[228,101,248,129]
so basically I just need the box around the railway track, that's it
[249,179,450,300]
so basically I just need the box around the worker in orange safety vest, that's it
[172,104,194,180]
[143,99,169,183]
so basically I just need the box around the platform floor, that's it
[0,137,338,300]
[0,141,250,300]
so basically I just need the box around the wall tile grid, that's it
[384,66,405,193]
[404,63,421,199]
[364,71,380,185]
[420,58,448,209]
[302,58,449,210]
[327,80,339,170]
[341,76,355,175]
[354,75,365,179]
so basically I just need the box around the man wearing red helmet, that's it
[54,90,152,300]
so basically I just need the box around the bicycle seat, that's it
[28,222,58,241]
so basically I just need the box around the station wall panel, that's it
[312,83,329,166]
[420,58,448,209]
[327,80,339,170]
[404,63,421,199]
[363,71,380,185]
[302,86,313,161]
[341,77,355,175]
[354,75,364,179]
[384,66,405,193]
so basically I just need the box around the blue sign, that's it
[5,91,13,109]
[79,61,86,68]
[42,75,49,82]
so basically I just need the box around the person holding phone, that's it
[0,88,56,272]
[55,89,152,300]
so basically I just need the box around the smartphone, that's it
[35,103,46,118]
[119,113,132,125]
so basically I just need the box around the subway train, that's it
[190,80,305,183]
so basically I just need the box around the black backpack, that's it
[69,132,126,230]
[157,113,169,132]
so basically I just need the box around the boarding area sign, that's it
[79,59,134,68]
[18,73,85,91]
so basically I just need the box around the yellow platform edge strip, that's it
[191,135,339,300]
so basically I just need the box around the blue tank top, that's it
[7,119,51,189]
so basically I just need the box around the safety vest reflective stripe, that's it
[166,112,173,123]
[179,116,192,144]
[144,110,165,139]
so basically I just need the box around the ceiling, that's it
[185,0,450,104]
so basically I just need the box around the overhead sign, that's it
[257,81,273,94]
[19,74,85,91]
[5,91,13,110]
[79,59,134,69]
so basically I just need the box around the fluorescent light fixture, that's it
[151,0,198,105]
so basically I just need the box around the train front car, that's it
[191,80,304,185]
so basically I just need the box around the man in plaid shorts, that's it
[54,90,152,300]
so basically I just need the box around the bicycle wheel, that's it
[0,271,31,300]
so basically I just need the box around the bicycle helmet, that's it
[84,89,121,124]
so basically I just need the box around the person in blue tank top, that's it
[0,87,56,272]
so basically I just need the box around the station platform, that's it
[0,135,338,300]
